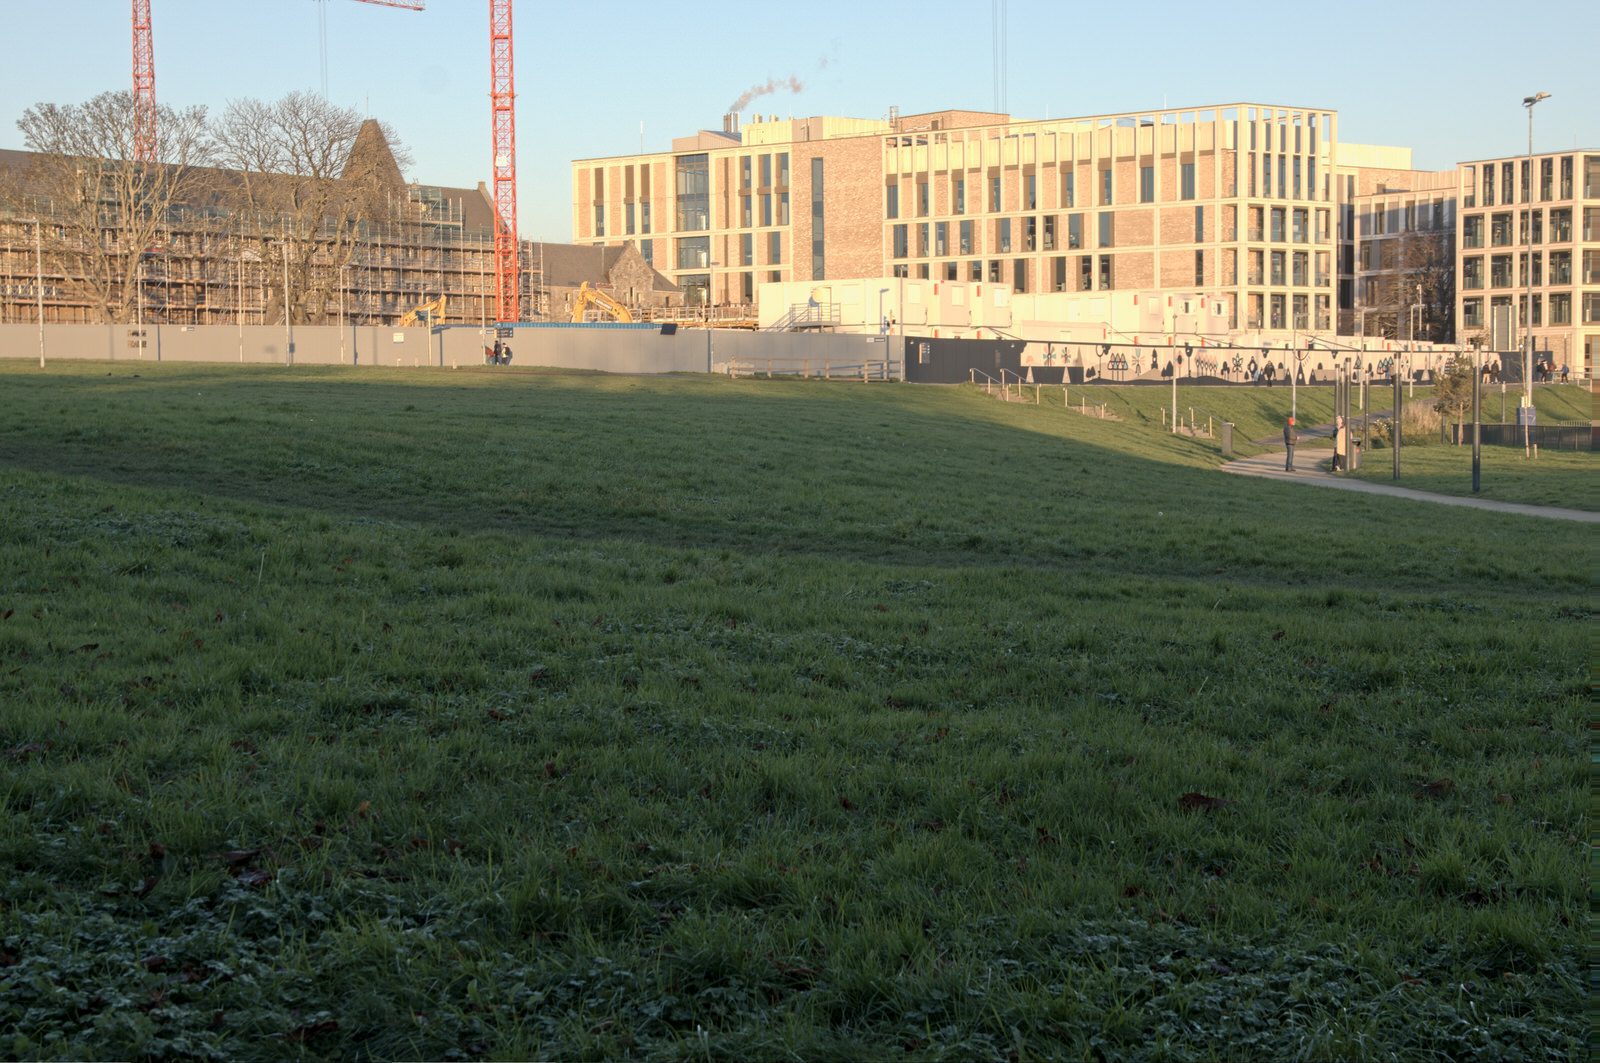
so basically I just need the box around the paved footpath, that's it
[1222,451,1600,523]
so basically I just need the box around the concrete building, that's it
[1454,149,1600,377]
[573,103,1348,341]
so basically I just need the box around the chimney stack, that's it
[723,112,741,134]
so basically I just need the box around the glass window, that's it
[917,223,928,257]
[1194,249,1204,285]
[954,176,965,214]
[1463,256,1483,290]
[760,155,772,188]
[990,176,1002,212]
[959,220,973,255]
[740,156,752,190]
[1101,168,1112,205]
[1181,162,1196,200]
[761,195,772,227]
[675,236,709,270]
[988,259,1001,283]
[1550,208,1571,242]
[999,218,1012,253]
[1098,213,1113,248]
[1024,216,1036,252]
[779,193,789,226]
[1462,297,1483,328]
[768,231,781,265]
[674,154,710,231]
[1550,251,1571,284]
[1463,215,1483,248]
[1548,293,1569,324]
[1195,205,1204,241]
[1098,254,1112,290]
[811,158,825,279]
[740,233,752,266]
[1068,213,1083,249]
[1271,208,1285,242]
[1139,165,1154,203]
[1063,170,1074,208]
[917,181,929,216]
[1014,259,1028,293]
[1271,250,1285,285]
[1585,293,1600,325]
[892,224,908,259]
[886,183,899,219]
[1042,216,1055,251]
[1292,208,1307,243]
[1490,254,1512,288]
[778,153,789,186]
[1491,212,1512,246]
[1559,156,1572,198]
[1025,173,1037,210]
[969,260,982,282]
[935,221,948,256]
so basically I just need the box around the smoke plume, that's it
[728,76,804,113]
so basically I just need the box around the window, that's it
[886,183,899,219]
[945,262,958,281]
[1098,213,1113,248]
[1293,157,1302,199]
[1586,207,1600,242]
[1491,212,1512,246]
[1586,293,1600,324]
[1263,155,1272,199]
[1462,297,1483,328]
[1063,170,1075,208]
[1490,254,1512,288]
[1139,165,1154,203]
[1550,208,1571,242]
[1271,250,1285,285]
[1194,206,1204,242]
[760,154,772,188]
[761,195,772,227]
[1501,162,1514,203]
[779,193,790,226]
[917,181,929,216]
[1292,252,1308,286]
[1463,166,1477,208]
[1548,293,1570,324]
[1292,208,1307,243]
[593,203,605,237]
[1463,215,1483,248]
[675,235,709,270]
[1053,256,1067,292]
[1068,213,1083,249]
[641,200,651,234]
[675,154,710,231]
[1463,256,1483,290]
[1079,255,1092,291]
[1270,294,1285,329]
[1014,259,1028,293]
[1042,216,1056,251]
[768,231,781,265]
[1271,208,1286,242]
[624,202,635,235]
[1520,159,1530,203]
[1025,173,1037,210]
[935,222,948,256]
[1098,255,1112,290]
[1584,249,1600,285]
[954,176,965,214]
[1482,166,1495,206]
[640,240,653,266]
[892,224,908,259]
[741,156,752,190]
[740,272,754,302]
[1024,216,1037,252]
[1586,155,1600,198]
[959,220,973,255]
[1194,249,1204,285]
[1180,162,1196,200]
[990,175,1002,212]
[998,218,1012,253]
[1101,167,1112,205]
[740,233,753,266]
[1559,156,1572,199]
[1540,158,1553,201]
[811,157,825,278]
[969,260,982,282]
[988,260,1000,283]
[1293,294,1308,330]
[917,223,929,257]
[778,153,789,187]
[1549,251,1571,284]
[741,196,753,227]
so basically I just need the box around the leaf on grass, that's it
[1035,826,1060,846]
[76,642,100,653]
[1494,792,1514,806]
[1414,778,1455,800]
[442,838,465,856]
[236,869,273,888]
[133,875,161,899]
[355,800,372,819]
[487,708,510,721]
[6,741,51,762]
[218,848,260,867]
[286,1019,340,1043]
[141,954,170,972]
[838,795,857,811]
[1178,791,1232,812]
[147,841,167,861]
[529,665,550,681]
[1,609,13,620]
[1270,630,1286,641]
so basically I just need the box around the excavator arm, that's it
[398,295,447,328]
[569,282,633,323]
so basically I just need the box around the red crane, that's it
[131,0,156,161]
[489,0,520,323]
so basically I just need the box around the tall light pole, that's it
[281,237,293,366]
[339,263,350,365]
[1520,91,1550,456]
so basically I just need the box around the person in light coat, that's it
[1332,415,1348,472]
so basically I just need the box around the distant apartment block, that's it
[1350,168,1457,343]
[573,103,1347,337]
[1455,150,1600,375]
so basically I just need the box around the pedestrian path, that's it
[1221,451,1600,523]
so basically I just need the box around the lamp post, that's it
[339,263,350,365]
[281,237,293,366]
[27,218,45,368]
[1471,338,1482,492]
[1520,91,1550,456]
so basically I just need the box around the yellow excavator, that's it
[569,282,633,323]
[398,295,447,328]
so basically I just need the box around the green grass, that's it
[1350,446,1598,511]
[0,361,1589,1060]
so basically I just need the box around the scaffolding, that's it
[0,184,542,328]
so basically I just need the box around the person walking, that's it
[1332,415,1348,472]
[1283,416,1299,471]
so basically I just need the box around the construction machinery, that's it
[570,283,633,324]
[398,295,446,327]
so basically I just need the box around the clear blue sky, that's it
[1,0,1595,242]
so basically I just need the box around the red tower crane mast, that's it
[131,0,157,161]
[489,0,520,323]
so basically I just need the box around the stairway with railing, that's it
[761,302,841,332]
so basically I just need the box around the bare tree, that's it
[8,91,213,323]
[214,92,411,325]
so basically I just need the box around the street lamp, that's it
[1520,91,1550,456]
[22,218,45,368]
[339,263,351,365]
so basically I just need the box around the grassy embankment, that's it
[0,362,1588,1060]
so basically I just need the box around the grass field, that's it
[1350,447,1598,511]
[0,362,1589,1060]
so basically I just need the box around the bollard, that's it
[1035,384,1040,405]
[1220,421,1234,455]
